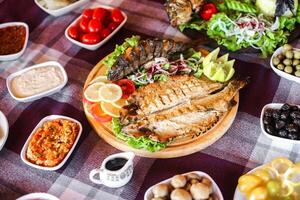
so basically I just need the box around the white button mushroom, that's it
[171,175,187,188]
[202,177,213,194]
[186,173,201,181]
[152,183,169,198]
[170,188,192,200]
[151,198,165,200]
[190,182,210,200]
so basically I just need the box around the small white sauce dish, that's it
[260,103,300,144]
[144,171,224,200]
[20,115,82,171]
[16,192,59,200]
[0,22,29,61]
[65,5,127,51]
[270,46,300,84]
[6,61,68,102]
[34,0,89,17]
[0,111,9,151]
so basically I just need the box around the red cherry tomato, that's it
[111,8,124,23]
[90,103,112,122]
[92,7,108,22]
[116,79,136,99]
[81,33,101,44]
[82,8,93,19]
[68,26,79,40]
[88,19,103,33]
[108,22,118,31]
[79,18,90,32]
[200,3,218,21]
[100,28,111,39]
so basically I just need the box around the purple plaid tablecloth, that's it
[1,0,300,200]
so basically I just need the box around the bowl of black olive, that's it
[261,103,300,142]
[271,44,300,84]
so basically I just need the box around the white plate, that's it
[65,5,127,50]
[270,47,300,84]
[144,171,224,200]
[0,22,29,61]
[0,111,9,151]
[6,61,68,102]
[17,192,59,200]
[260,103,300,144]
[20,115,82,171]
[34,0,89,17]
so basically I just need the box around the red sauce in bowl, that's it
[0,25,26,55]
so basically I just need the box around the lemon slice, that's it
[84,82,105,102]
[99,84,122,103]
[270,157,294,176]
[84,103,94,119]
[281,180,295,197]
[101,102,121,117]
[90,76,109,84]
[284,167,300,187]
[112,99,128,109]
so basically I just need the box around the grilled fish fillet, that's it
[107,38,188,81]
[120,76,247,142]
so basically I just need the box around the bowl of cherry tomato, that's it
[65,6,127,50]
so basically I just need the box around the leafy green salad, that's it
[179,0,300,57]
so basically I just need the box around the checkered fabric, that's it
[1,0,300,199]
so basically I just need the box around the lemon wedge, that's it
[101,102,121,117]
[112,99,128,109]
[84,102,94,119]
[281,180,295,197]
[99,84,122,103]
[84,82,105,102]
[90,76,109,84]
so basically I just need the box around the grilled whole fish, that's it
[107,38,188,81]
[165,0,205,27]
[120,76,247,142]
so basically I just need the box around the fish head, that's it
[107,66,125,81]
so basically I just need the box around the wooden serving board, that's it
[83,54,239,158]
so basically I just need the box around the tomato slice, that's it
[89,103,112,122]
[116,79,136,99]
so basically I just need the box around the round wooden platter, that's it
[83,55,239,158]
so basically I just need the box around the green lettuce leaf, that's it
[111,118,167,152]
[102,35,140,70]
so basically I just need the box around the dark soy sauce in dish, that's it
[105,157,128,171]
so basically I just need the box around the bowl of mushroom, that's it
[144,171,223,200]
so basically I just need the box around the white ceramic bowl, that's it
[0,111,9,151]
[270,46,300,84]
[0,22,29,61]
[65,5,127,51]
[34,0,89,17]
[144,171,224,200]
[260,103,300,144]
[20,115,82,171]
[17,192,59,200]
[6,61,68,102]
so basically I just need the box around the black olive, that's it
[265,125,276,135]
[286,123,299,132]
[288,132,298,140]
[290,111,300,119]
[264,109,274,117]
[292,106,299,111]
[272,110,281,119]
[278,129,288,138]
[280,111,290,121]
[275,120,286,129]
[263,117,272,125]
[281,103,292,111]
[294,119,300,126]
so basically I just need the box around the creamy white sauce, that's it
[11,66,64,98]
